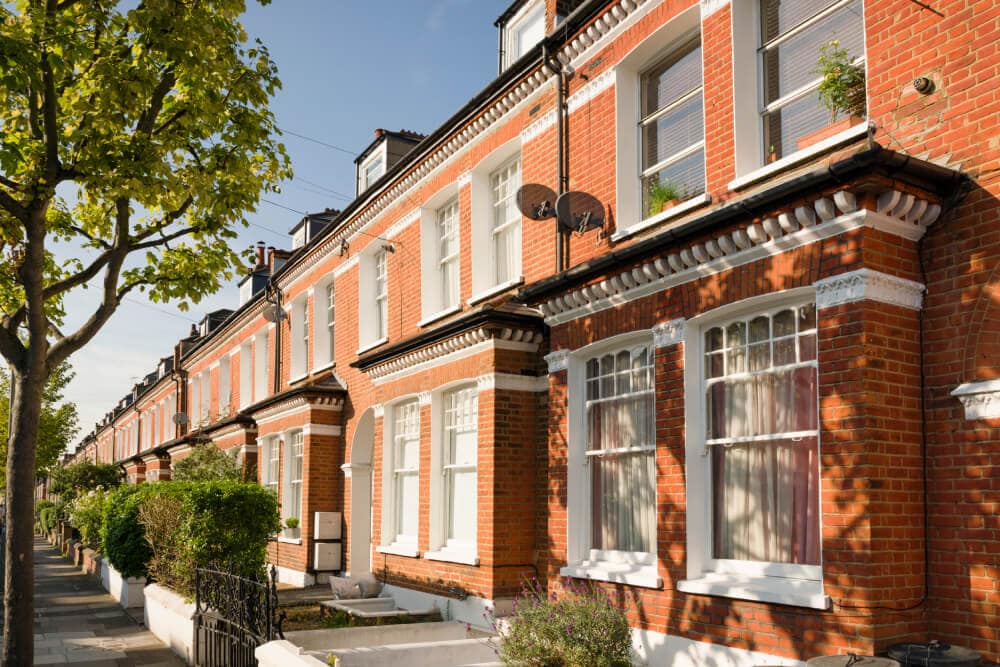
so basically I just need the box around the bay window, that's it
[285,430,303,521]
[443,386,478,552]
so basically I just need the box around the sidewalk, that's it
[27,536,183,665]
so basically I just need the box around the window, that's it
[437,200,460,310]
[681,295,826,609]
[386,401,419,547]
[291,296,309,378]
[262,437,279,497]
[639,38,704,219]
[364,155,384,188]
[254,330,269,401]
[561,335,661,588]
[200,371,210,424]
[501,0,545,69]
[585,345,656,556]
[490,158,521,286]
[374,247,388,341]
[285,431,303,521]
[443,387,478,551]
[312,281,335,369]
[219,356,231,417]
[239,341,252,408]
[733,0,865,173]
[188,378,199,425]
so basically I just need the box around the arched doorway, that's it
[346,408,374,575]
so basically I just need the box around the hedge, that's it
[101,486,152,579]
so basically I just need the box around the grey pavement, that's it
[11,536,184,666]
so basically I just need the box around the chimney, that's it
[255,241,267,270]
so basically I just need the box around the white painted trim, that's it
[611,194,712,242]
[303,424,342,437]
[678,573,830,610]
[815,268,925,311]
[423,549,480,566]
[632,628,804,667]
[256,640,328,667]
[951,379,1000,420]
[476,372,548,392]
[467,277,525,305]
[369,334,540,386]
[545,349,571,373]
[332,254,359,278]
[272,564,314,588]
[376,544,420,558]
[652,318,686,348]
[373,404,384,418]
[521,110,557,143]
[728,122,869,191]
[417,304,463,328]
[309,361,335,375]
[560,562,662,589]
[700,0,730,19]
[356,336,388,355]
[418,391,433,406]
[288,373,308,385]
[254,403,312,428]
[384,208,420,240]
[340,462,371,479]
[277,536,302,545]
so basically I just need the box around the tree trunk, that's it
[3,366,45,666]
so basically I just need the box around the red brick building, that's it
[65,0,1000,662]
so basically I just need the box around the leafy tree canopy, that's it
[47,460,121,502]
[0,362,78,488]
[171,443,242,482]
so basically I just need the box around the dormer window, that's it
[358,144,387,195]
[356,129,424,196]
[499,0,546,70]
[364,154,384,186]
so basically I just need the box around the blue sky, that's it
[66,1,511,440]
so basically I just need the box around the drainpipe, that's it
[543,42,570,272]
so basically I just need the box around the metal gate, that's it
[193,564,284,667]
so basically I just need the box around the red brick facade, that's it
[63,0,999,662]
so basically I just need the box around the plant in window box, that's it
[799,40,866,149]
[283,516,300,539]
[646,180,682,217]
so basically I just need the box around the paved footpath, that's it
[13,536,184,666]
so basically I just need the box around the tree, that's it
[0,362,79,489]
[47,460,121,504]
[0,1,288,661]
[171,443,242,482]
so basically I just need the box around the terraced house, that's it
[64,0,1000,663]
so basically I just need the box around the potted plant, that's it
[283,517,300,539]
[798,40,866,149]
[646,180,682,216]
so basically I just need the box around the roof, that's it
[353,128,427,165]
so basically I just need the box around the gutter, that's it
[516,144,969,304]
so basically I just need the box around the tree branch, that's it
[130,224,195,252]
[41,0,62,181]
[136,68,176,136]
[0,323,27,371]
[0,189,29,224]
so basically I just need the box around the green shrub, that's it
[49,462,122,504]
[171,443,242,482]
[68,489,107,548]
[101,486,152,579]
[38,506,57,533]
[139,480,280,597]
[35,499,54,516]
[494,580,633,667]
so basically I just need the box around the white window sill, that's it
[728,121,869,191]
[677,573,830,610]
[560,561,662,589]
[424,549,480,566]
[289,373,308,385]
[467,277,525,305]
[277,537,302,545]
[356,337,388,355]
[611,194,712,242]
[376,543,420,558]
[418,304,462,328]
[310,361,335,375]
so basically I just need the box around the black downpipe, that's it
[498,23,505,77]
[543,44,569,273]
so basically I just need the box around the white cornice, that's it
[367,326,543,385]
[373,404,384,418]
[536,188,943,326]
[252,394,345,427]
[652,319,686,348]
[951,379,1000,420]
[303,423,343,437]
[477,372,548,392]
[815,269,925,311]
[332,254,359,278]
[700,0,729,19]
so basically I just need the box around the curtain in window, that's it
[393,401,420,542]
[586,346,656,554]
[289,432,304,520]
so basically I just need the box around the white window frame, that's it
[502,0,545,69]
[200,371,210,425]
[359,143,387,194]
[419,184,463,325]
[254,329,269,401]
[379,399,421,556]
[614,7,706,240]
[313,278,336,371]
[358,244,390,353]
[290,294,309,380]
[426,384,479,565]
[239,341,253,409]
[261,436,280,497]
[730,0,868,183]
[283,430,304,522]
[560,331,662,589]
[219,355,231,418]
[469,138,523,302]
[678,287,830,610]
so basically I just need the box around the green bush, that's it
[101,486,152,579]
[49,462,122,504]
[68,489,107,548]
[38,506,57,533]
[171,443,242,482]
[35,499,54,515]
[139,480,280,597]
[494,580,633,667]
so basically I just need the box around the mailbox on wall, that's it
[313,511,343,574]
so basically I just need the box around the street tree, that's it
[0,1,289,661]
[0,362,79,489]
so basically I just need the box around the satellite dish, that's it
[262,303,285,323]
[555,191,606,233]
[172,412,189,426]
[516,183,557,220]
